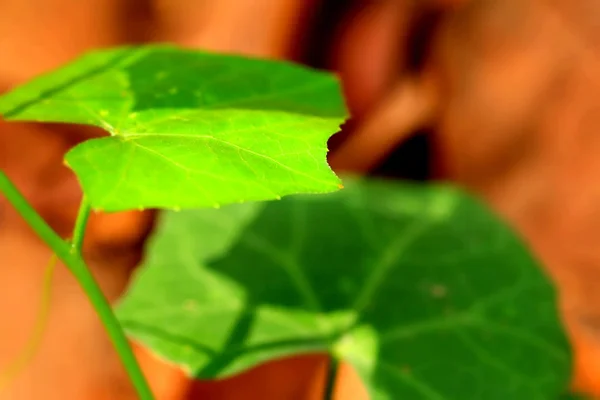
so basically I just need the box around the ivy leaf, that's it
[117,178,571,399]
[0,45,346,211]
[560,393,591,400]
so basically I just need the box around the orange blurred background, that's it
[2,0,600,398]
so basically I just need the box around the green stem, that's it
[71,195,91,254]
[0,171,154,400]
[324,354,339,400]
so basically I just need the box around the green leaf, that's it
[117,178,571,399]
[560,393,590,400]
[0,45,346,211]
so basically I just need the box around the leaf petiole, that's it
[71,195,91,254]
[324,353,340,400]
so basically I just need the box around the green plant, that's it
[0,45,580,399]
[0,45,344,399]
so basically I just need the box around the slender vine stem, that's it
[71,195,91,254]
[324,353,340,400]
[0,171,154,400]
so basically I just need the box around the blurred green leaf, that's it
[560,393,591,399]
[0,45,345,211]
[117,177,571,399]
